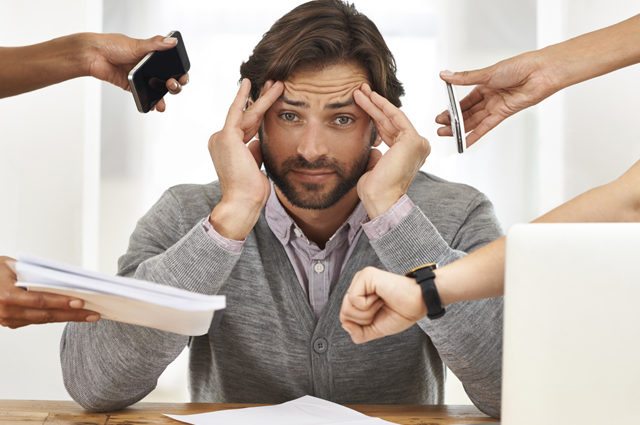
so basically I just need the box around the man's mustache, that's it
[281,156,345,177]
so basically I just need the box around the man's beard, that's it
[261,138,370,210]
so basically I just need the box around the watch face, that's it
[407,262,438,276]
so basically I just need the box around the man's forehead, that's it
[279,62,369,106]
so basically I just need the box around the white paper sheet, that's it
[15,255,225,336]
[165,395,398,425]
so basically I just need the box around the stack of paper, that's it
[165,395,398,425]
[15,255,225,336]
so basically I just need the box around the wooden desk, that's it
[0,400,497,424]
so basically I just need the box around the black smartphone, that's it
[128,30,191,113]
[445,82,466,153]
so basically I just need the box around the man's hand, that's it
[0,256,99,329]
[340,266,427,344]
[85,33,189,112]
[208,79,284,240]
[436,51,559,146]
[354,83,430,218]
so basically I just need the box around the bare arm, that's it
[341,160,640,343]
[437,14,640,146]
[0,32,188,111]
[437,159,640,304]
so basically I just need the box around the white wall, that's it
[1,0,638,407]
[0,0,102,399]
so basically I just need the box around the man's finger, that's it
[354,89,396,142]
[178,73,189,86]
[368,89,414,132]
[225,79,252,127]
[246,81,284,118]
[247,139,263,168]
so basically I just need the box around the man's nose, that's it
[296,121,329,162]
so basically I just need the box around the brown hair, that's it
[240,0,404,106]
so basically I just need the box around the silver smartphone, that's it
[127,30,190,113]
[445,82,466,153]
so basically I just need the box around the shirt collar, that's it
[264,180,369,246]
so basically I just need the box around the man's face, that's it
[260,61,374,210]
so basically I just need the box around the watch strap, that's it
[407,264,445,320]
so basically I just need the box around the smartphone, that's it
[128,31,191,113]
[445,82,466,153]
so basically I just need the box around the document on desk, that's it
[165,395,398,425]
[14,255,225,336]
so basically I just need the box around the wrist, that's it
[361,190,404,219]
[210,197,264,241]
[525,48,568,95]
[73,32,101,79]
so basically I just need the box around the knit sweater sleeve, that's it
[368,190,503,418]
[60,187,242,412]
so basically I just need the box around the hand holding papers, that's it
[166,396,398,425]
[14,255,225,336]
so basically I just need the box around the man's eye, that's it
[334,116,353,126]
[280,112,298,122]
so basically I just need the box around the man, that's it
[60,0,503,418]
[0,32,188,329]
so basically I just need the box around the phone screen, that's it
[128,31,191,113]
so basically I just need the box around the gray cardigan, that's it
[61,171,504,417]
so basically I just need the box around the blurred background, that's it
[1,0,638,405]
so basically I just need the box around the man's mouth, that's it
[289,169,336,183]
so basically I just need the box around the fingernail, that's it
[440,70,454,77]
[86,314,100,322]
[171,80,179,90]
[163,37,178,45]
[184,74,189,84]
[69,300,83,309]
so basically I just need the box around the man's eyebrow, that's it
[280,96,308,108]
[278,96,355,109]
[325,98,354,109]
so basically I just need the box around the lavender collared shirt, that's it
[203,182,414,318]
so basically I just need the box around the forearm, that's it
[368,206,467,274]
[0,33,93,98]
[436,160,640,304]
[542,14,640,92]
[536,160,640,223]
[61,320,187,411]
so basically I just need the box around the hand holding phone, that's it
[128,31,191,113]
[445,82,466,153]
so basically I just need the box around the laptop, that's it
[502,223,640,424]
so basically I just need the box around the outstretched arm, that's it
[436,14,640,146]
[0,32,188,111]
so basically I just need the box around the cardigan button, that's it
[313,337,328,354]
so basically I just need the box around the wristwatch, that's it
[406,262,446,319]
